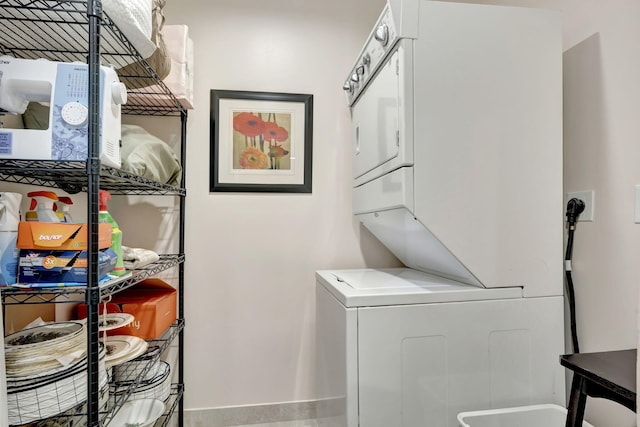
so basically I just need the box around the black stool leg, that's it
[566,374,587,427]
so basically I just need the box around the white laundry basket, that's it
[457,404,595,427]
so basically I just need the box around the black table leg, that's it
[566,374,587,427]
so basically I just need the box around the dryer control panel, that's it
[343,5,398,106]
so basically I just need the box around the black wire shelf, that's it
[0,1,187,425]
[0,0,185,116]
[102,320,185,426]
[155,384,185,427]
[15,384,185,427]
[1,253,185,304]
[7,322,185,427]
[0,159,186,196]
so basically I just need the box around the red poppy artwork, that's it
[211,90,313,193]
[232,111,292,170]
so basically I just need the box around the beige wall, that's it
[163,0,395,410]
[561,2,640,426]
[158,0,639,424]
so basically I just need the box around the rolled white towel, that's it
[121,246,160,270]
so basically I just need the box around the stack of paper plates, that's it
[113,345,161,383]
[109,398,165,427]
[4,322,85,378]
[113,361,171,404]
[5,343,107,425]
[104,335,149,368]
[98,313,135,332]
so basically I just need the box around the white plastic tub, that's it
[457,404,595,427]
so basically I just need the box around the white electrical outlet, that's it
[566,190,594,222]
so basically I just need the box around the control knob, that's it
[111,82,128,105]
[374,24,389,46]
[60,102,88,127]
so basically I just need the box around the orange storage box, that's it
[77,279,177,340]
[17,221,112,250]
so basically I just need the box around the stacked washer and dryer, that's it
[316,1,564,426]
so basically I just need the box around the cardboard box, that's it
[77,279,177,340]
[17,221,112,251]
[18,248,117,285]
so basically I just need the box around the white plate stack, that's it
[4,322,108,425]
[113,345,161,383]
[112,360,171,405]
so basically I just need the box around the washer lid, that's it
[334,268,467,291]
[316,268,522,308]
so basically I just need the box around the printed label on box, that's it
[0,132,12,155]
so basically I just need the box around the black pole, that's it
[178,109,187,427]
[86,0,102,425]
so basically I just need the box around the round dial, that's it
[374,24,389,46]
[111,82,128,105]
[60,102,88,126]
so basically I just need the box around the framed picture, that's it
[210,90,313,193]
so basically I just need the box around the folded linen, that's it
[121,246,160,270]
[103,0,156,59]
[120,124,182,186]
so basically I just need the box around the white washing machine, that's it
[316,268,565,427]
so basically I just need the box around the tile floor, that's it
[184,401,318,426]
[234,421,318,427]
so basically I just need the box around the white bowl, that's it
[109,398,165,427]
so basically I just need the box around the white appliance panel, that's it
[316,268,520,308]
[352,167,413,215]
[356,208,483,287]
[316,284,358,427]
[352,50,401,181]
[411,1,563,297]
[351,41,415,188]
[357,296,566,427]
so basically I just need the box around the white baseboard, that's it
[184,400,317,427]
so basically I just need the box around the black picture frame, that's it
[210,90,313,193]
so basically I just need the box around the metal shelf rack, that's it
[0,160,186,196]
[0,0,184,117]
[2,254,185,304]
[0,0,188,426]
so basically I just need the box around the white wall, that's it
[160,0,639,424]
[561,3,640,425]
[163,0,395,410]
